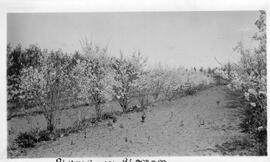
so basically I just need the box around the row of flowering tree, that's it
[9,42,148,131]
[8,41,214,133]
[216,11,267,155]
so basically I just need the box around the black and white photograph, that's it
[1,0,269,161]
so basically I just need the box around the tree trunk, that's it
[46,111,55,132]
[119,96,128,113]
[95,103,102,121]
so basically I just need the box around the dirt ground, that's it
[14,85,252,157]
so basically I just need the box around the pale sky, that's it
[7,11,259,68]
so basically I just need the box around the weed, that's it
[15,132,37,148]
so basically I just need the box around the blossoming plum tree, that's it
[111,52,147,112]
[19,50,72,132]
[71,42,115,120]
